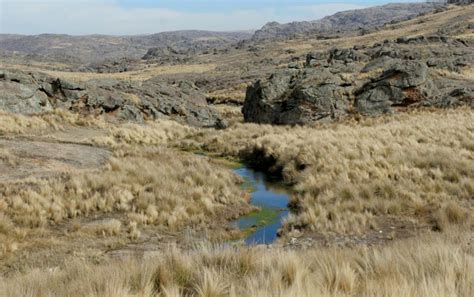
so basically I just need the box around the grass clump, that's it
[0,147,250,233]
[1,233,472,297]
[190,109,474,235]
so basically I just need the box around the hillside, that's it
[0,3,443,65]
[252,3,440,40]
[0,30,252,63]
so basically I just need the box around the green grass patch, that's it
[237,207,280,236]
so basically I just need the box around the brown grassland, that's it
[1,232,473,297]
[0,107,473,296]
[1,63,218,82]
[188,109,474,236]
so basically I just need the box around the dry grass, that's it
[0,147,250,258]
[188,108,474,235]
[434,68,474,81]
[0,111,251,265]
[0,147,17,166]
[1,108,473,296]
[0,110,194,147]
[1,5,473,294]
[0,110,107,135]
[3,63,217,82]
[92,120,196,148]
[1,233,472,297]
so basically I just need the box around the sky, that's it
[0,0,425,35]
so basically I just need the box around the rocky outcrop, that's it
[0,69,227,128]
[0,71,54,114]
[355,61,440,115]
[243,69,350,124]
[78,57,141,73]
[243,35,473,125]
[252,3,438,40]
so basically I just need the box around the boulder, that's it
[306,52,329,67]
[355,60,440,114]
[0,71,53,114]
[243,69,349,124]
[243,70,297,124]
[328,48,367,63]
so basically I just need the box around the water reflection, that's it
[233,167,290,245]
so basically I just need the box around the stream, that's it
[232,166,291,245]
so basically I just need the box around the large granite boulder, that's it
[243,68,350,124]
[355,60,440,115]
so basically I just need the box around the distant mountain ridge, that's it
[0,3,448,63]
[0,30,253,63]
[252,3,441,40]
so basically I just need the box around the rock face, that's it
[243,69,349,124]
[243,35,473,125]
[0,70,226,128]
[0,71,54,114]
[355,61,440,115]
[252,3,438,40]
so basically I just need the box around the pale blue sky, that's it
[1,0,425,35]
[117,0,421,12]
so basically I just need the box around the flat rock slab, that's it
[0,139,110,182]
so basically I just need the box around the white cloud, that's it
[0,0,368,35]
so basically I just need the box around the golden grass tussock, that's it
[0,147,18,166]
[93,120,196,148]
[0,109,193,147]
[1,107,473,296]
[0,109,106,135]
[4,63,217,82]
[189,109,474,234]
[1,233,472,297]
[0,147,250,259]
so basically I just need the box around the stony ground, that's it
[0,138,110,182]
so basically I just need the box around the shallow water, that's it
[233,166,290,245]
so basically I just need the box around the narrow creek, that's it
[232,165,291,245]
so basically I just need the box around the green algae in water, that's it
[232,167,290,245]
[237,208,281,232]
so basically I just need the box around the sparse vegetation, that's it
[188,109,474,235]
[1,94,473,297]
[0,145,251,259]
[2,63,217,82]
[1,108,472,296]
[0,110,106,135]
[1,233,472,297]
[0,111,253,272]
